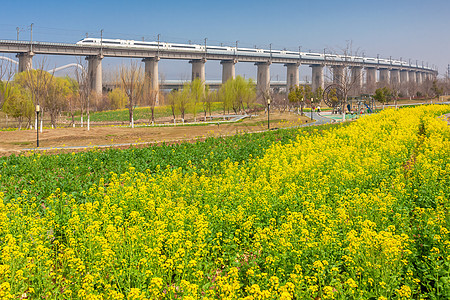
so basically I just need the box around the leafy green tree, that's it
[0,59,15,111]
[373,87,392,106]
[190,78,204,122]
[45,77,73,128]
[314,86,324,107]
[431,80,443,99]
[201,85,211,121]
[2,85,34,129]
[206,89,217,118]
[288,86,298,109]
[177,83,191,123]
[108,88,127,110]
[219,76,256,115]
[235,76,256,113]
[15,69,71,129]
[220,79,234,115]
[0,81,13,112]
[288,85,306,115]
[304,85,315,110]
[167,89,178,124]
[14,69,53,111]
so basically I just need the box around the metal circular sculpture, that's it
[323,84,344,108]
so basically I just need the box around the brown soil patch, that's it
[0,112,310,156]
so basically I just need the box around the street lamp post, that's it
[267,98,271,130]
[311,98,314,120]
[36,104,40,148]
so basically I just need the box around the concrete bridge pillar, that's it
[400,70,409,83]
[285,63,299,92]
[379,68,390,85]
[365,67,377,94]
[143,57,160,104]
[221,59,236,83]
[332,65,345,85]
[190,58,206,82]
[255,62,271,94]
[416,72,423,85]
[400,70,409,96]
[143,57,160,92]
[350,66,363,96]
[86,55,103,95]
[390,69,400,85]
[16,52,34,73]
[409,70,416,84]
[310,64,324,92]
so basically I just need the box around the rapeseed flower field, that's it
[0,105,449,299]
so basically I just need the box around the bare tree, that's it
[74,58,90,129]
[143,72,159,125]
[327,42,364,117]
[390,80,402,108]
[66,77,79,127]
[120,61,144,128]
[407,80,417,99]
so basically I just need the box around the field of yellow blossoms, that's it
[0,105,449,299]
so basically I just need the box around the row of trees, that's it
[373,80,445,106]
[166,76,256,124]
[0,58,98,130]
[287,85,323,115]
[1,70,82,129]
[0,59,160,129]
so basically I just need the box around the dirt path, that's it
[0,112,310,156]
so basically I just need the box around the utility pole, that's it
[157,34,160,57]
[269,43,272,61]
[30,23,33,52]
[100,29,104,56]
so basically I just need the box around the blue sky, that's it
[1,0,449,80]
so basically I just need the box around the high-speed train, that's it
[76,38,411,67]
[76,38,264,54]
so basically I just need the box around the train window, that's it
[135,42,156,46]
[171,45,196,49]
